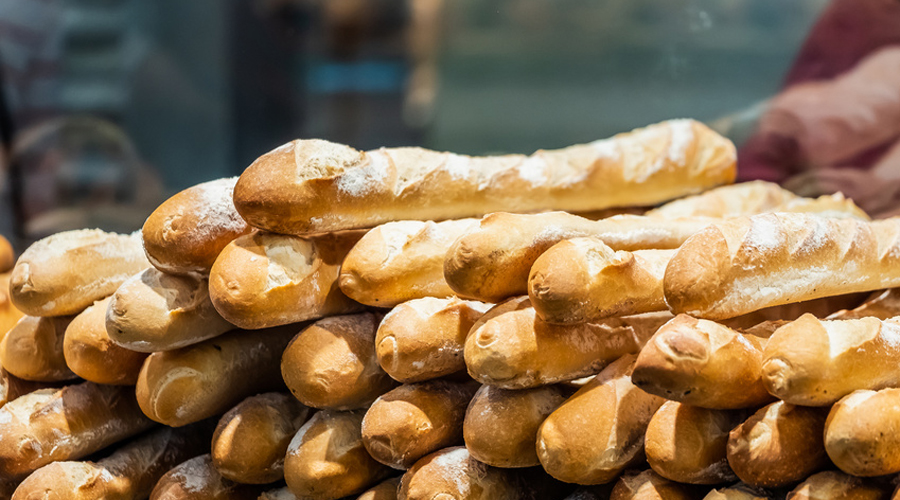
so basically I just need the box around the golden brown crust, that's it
[0,234,14,273]
[444,212,716,303]
[0,360,54,408]
[64,296,148,385]
[150,454,266,500]
[284,410,391,499]
[339,219,479,307]
[142,177,252,276]
[9,229,149,316]
[631,315,774,409]
[702,484,769,500]
[722,293,869,330]
[610,470,701,500]
[106,268,234,352]
[787,471,889,500]
[726,401,829,488]
[281,313,396,410]
[361,379,479,469]
[357,477,401,500]
[1,314,77,382]
[824,389,900,477]
[209,230,365,330]
[645,401,745,484]
[398,447,527,500]
[646,181,798,219]
[211,393,311,484]
[536,355,666,485]
[828,288,900,320]
[463,384,569,468]
[375,297,490,383]
[234,120,736,234]
[761,314,900,406]
[664,214,900,320]
[136,325,297,427]
[0,382,155,479]
[529,238,674,323]
[465,296,671,389]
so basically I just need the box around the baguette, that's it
[234,119,736,235]
[361,379,479,469]
[64,296,148,385]
[664,213,900,320]
[445,212,716,302]
[645,401,745,484]
[142,177,252,276]
[787,471,890,500]
[340,219,479,307]
[281,313,397,410]
[775,192,869,220]
[398,447,532,500]
[631,315,775,409]
[828,288,900,320]
[136,325,296,427]
[0,234,13,273]
[358,477,401,500]
[645,181,798,219]
[824,388,900,477]
[150,454,266,500]
[0,382,155,479]
[703,485,769,500]
[0,273,24,341]
[537,354,666,484]
[761,314,900,406]
[726,401,829,488]
[284,410,391,500]
[721,293,868,330]
[9,229,148,316]
[211,393,311,484]
[106,267,234,352]
[0,361,53,408]
[463,384,570,468]
[209,230,365,330]
[0,314,77,382]
[609,470,700,500]
[529,238,675,323]
[375,297,491,383]
[11,422,212,500]
[465,296,671,389]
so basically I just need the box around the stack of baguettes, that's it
[2,118,899,500]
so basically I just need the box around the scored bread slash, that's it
[233,119,737,234]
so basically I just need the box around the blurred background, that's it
[2,0,899,248]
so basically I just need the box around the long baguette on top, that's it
[646,180,798,219]
[234,119,737,234]
[664,213,900,320]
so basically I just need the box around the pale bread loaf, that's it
[646,181,798,219]
[824,388,900,477]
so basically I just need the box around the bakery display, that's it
[5,115,900,499]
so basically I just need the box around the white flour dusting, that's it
[517,156,547,187]
[443,153,472,180]
[337,150,389,197]
[666,119,694,164]
[431,448,472,495]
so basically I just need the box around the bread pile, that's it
[1,118,897,500]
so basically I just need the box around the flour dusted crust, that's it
[142,177,252,276]
[610,470,699,500]
[9,229,149,317]
[149,454,266,500]
[340,218,479,307]
[398,446,527,500]
[235,119,737,234]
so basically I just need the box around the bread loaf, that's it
[106,267,233,352]
[375,297,490,383]
[445,212,715,302]
[824,388,900,477]
[281,313,397,410]
[0,382,155,479]
[762,314,900,406]
[537,354,666,484]
[610,470,701,500]
[0,234,13,273]
[0,273,24,341]
[136,325,296,427]
[0,360,54,408]
[463,384,570,468]
[702,484,769,500]
[398,447,531,500]
[645,401,745,484]
[284,410,391,499]
[664,214,900,320]
[775,192,869,220]
[726,401,829,488]
[828,288,900,320]
[0,314,77,382]
[142,177,252,276]
[209,230,364,330]
[211,393,311,484]
[64,296,148,385]
[9,229,148,316]
[149,454,266,500]
[11,422,212,500]
[465,296,671,389]
[631,315,774,409]
[721,292,868,330]
[645,181,797,219]
[339,219,479,307]
[358,477,401,500]
[529,238,674,323]
[234,119,736,234]
[787,471,890,500]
